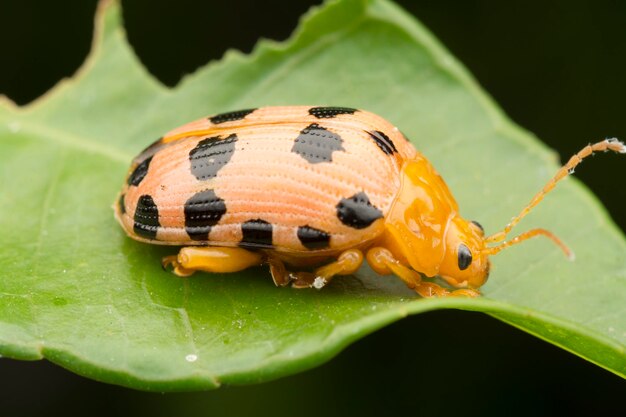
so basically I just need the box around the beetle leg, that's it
[162,246,263,277]
[366,246,428,293]
[291,249,364,289]
[266,257,292,287]
[365,247,480,298]
[161,255,195,277]
[290,272,318,289]
[266,257,316,287]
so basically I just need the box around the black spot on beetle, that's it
[118,194,126,215]
[297,225,331,250]
[336,192,383,229]
[133,194,160,239]
[127,156,153,186]
[308,107,357,119]
[189,133,238,180]
[292,123,345,164]
[209,108,257,124]
[240,219,273,249]
[367,130,397,155]
[184,189,227,241]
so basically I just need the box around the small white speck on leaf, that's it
[8,121,20,133]
[185,354,198,362]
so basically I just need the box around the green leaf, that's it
[0,0,624,390]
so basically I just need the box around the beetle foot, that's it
[450,288,481,297]
[290,272,320,289]
[412,282,481,298]
[412,282,451,298]
[161,255,195,277]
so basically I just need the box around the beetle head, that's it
[437,217,490,289]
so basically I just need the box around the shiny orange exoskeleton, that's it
[114,106,625,297]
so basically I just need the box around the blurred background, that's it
[0,0,624,415]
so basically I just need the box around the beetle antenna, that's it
[485,138,625,245]
[484,228,574,260]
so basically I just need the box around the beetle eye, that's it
[458,244,472,270]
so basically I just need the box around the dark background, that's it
[0,0,624,415]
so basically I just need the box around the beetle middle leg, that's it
[289,249,364,289]
[162,246,263,277]
[366,247,480,298]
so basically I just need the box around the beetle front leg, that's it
[365,247,479,298]
[162,246,263,277]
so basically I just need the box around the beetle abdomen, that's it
[116,106,416,253]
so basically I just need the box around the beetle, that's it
[114,106,625,297]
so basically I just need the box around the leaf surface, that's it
[0,0,624,390]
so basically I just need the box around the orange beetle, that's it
[114,106,625,297]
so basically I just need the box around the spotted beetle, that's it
[114,106,625,297]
